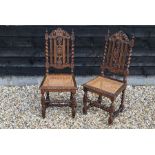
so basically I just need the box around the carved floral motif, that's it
[112,41,121,68]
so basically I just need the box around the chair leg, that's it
[46,91,50,106]
[46,91,50,100]
[108,100,114,125]
[41,92,46,118]
[120,90,125,112]
[98,95,102,104]
[70,93,73,107]
[71,92,76,118]
[83,89,88,115]
[70,92,77,108]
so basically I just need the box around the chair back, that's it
[101,31,135,82]
[44,28,75,74]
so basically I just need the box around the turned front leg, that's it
[98,95,102,104]
[83,88,88,114]
[108,100,115,125]
[46,91,50,100]
[41,91,46,118]
[120,90,125,112]
[71,92,76,118]
[46,91,50,106]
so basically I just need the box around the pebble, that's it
[0,85,155,128]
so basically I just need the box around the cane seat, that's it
[84,76,125,97]
[41,74,76,90]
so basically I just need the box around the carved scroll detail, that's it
[102,31,134,77]
[44,28,74,72]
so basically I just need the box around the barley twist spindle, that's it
[45,29,49,75]
[101,29,110,75]
[125,34,135,82]
[71,29,75,73]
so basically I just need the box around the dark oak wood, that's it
[83,30,135,125]
[40,28,77,118]
[0,25,154,76]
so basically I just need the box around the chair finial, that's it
[107,29,110,37]
[131,34,135,47]
[45,29,48,40]
[105,29,110,40]
[71,29,75,41]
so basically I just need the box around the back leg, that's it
[120,90,125,112]
[98,95,102,104]
[83,88,88,115]
[108,100,114,125]
[46,91,50,106]
[41,91,46,118]
[71,92,76,118]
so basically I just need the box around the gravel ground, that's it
[0,85,155,129]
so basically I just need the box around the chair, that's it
[82,31,135,125]
[40,28,77,118]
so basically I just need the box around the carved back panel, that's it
[44,28,75,74]
[101,31,134,78]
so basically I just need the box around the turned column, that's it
[108,99,114,125]
[83,88,88,114]
[41,90,46,118]
[120,90,125,112]
[98,95,102,104]
[46,91,50,106]
[71,92,76,118]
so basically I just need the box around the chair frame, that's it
[83,30,135,125]
[40,28,77,118]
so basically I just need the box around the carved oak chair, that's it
[40,28,77,118]
[83,31,135,125]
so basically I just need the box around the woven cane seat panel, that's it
[42,74,75,88]
[85,76,124,94]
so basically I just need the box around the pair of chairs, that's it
[40,28,135,125]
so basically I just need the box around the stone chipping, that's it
[0,85,155,129]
